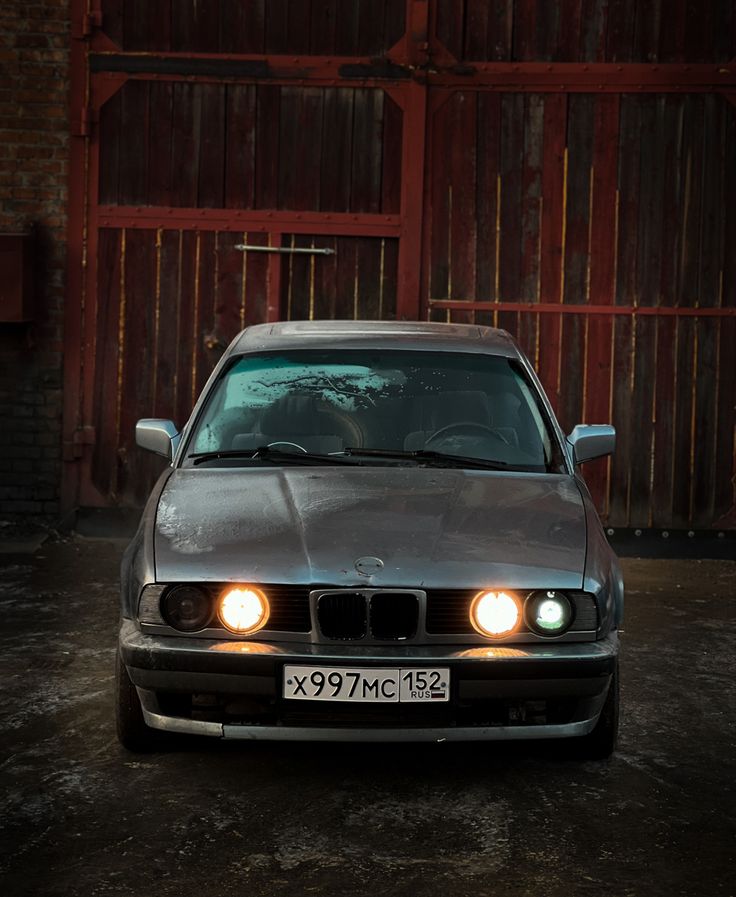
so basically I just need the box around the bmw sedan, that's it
[118,320,623,757]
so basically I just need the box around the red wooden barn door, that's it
[420,4,736,530]
[65,0,422,507]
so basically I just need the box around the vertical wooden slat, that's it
[98,90,122,204]
[582,95,619,517]
[449,92,477,310]
[170,83,201,208]
[351,89,384,214]
[633,0,662,62]
[714,104,736,526]
[255,86,281,209]
[579,0,609,62]
[118,81,149,204]
[517,94,544,360]
[672,97,704,527]
[436,0,464,61]
[320,89,354,212]
[609,96,640,526]
[650,98,681,527]
[155,230,181,423]
[513,0,537,61]
[691,96,723,526]
[498,93,524,335]
[537,94,567,412]
[310,0,338,54]
[123,0,171,52]
[173,0,219,52]
[556,0,583,60]
[475,93,501,308]
[381,92,403,215]
[197,85,226,208]
[279,87,323,211]
[464,1,490,61]
[224,85,256,209]
[147,81,173,206]
[605,0,637,62]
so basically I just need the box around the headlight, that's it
[469,590,521,638]
[162,585,213,632]
[218,586,270,634]
[525,590,573,636]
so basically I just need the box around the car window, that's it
[188,350,564,471]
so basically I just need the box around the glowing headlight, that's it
[469,591,522,638]
[218,586,270,634]
[525,590,573,636]
[162,585,213,632]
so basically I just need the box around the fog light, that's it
[162,585,212,632]
[525,590,573,636]
[218,586,269,634]
[470,591,521,638]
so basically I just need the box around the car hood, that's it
[154,467,587,589]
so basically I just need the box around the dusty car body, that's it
[118,320,623,756]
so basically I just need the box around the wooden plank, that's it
[172,0,219,52]
[627,97,661,527]
[658,0,687,62]
[154,229,181,423]
[427,95,453,303]
[147,81,173,206]
[319,88,354,212]
[464,0,489,61]
[517,94,543,360]
[691,96,724,526]
[193,231,217,397]
[475,93,501,306]
[650,97,681,527]
[221,0,265,53]
[682,0,713,63]
[312,234,338,320]
[90,229,122,500]
[633,0,662,63]
[535,2,560,61]
[175,231,197,426]
[383,0,407,53]
[537,93,567,412]
[556,0,582,60]
[255,86,281,209]
[282,234,311,320]
[381,91,403,215]
[214,232,246,346]
[381,237,399,319]
[357,0,384,56]
[435,0,464,61]
[118,80,148,205]
[448,91,477,312]
[356,237,383,320]
[351,89,384,214]
[224,85,256,209]
[581,95,618,515]
[714,105,736,526]
[334,235,359,318]
[117,228,157,505]
[102,0,125,47]
[605,0,637,62]
[497,93,524,336]
[608,96,640,526]
[671,97,704,527]
[240,231,270,326]
[513,0,537,61]
[334,0,359,55]
[123,0,170,52]
[98,88,122,205]
[265,0,289,53]
[310,0,338,54]
[197,84,226,208]
[279,88,323,211]
[579,0,608,62]
[170,83,202,208]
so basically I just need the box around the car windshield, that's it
[185,349,564,471]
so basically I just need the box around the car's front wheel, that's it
[115,648,159,751]
[572,660,619,760]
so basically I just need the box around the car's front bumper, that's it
[119,620,618,742]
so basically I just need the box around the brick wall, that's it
[0,1,69,520]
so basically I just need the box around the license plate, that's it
[283,666,450,703]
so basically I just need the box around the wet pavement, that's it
[0,538,734,897]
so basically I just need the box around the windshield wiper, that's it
[342,447,515,471]
[190,447,362,467]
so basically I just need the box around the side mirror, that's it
[566,424,615,464]
[136,419,180,460]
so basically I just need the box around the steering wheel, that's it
[425,422,511,447]
[266,441,308,453]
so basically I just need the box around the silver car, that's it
[118,321,623,757]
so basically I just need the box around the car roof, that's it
[227,320,520,358]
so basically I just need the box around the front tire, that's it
[115,648,158,751]
[573,660,619,760]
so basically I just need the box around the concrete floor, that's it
[0,539,734,897]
